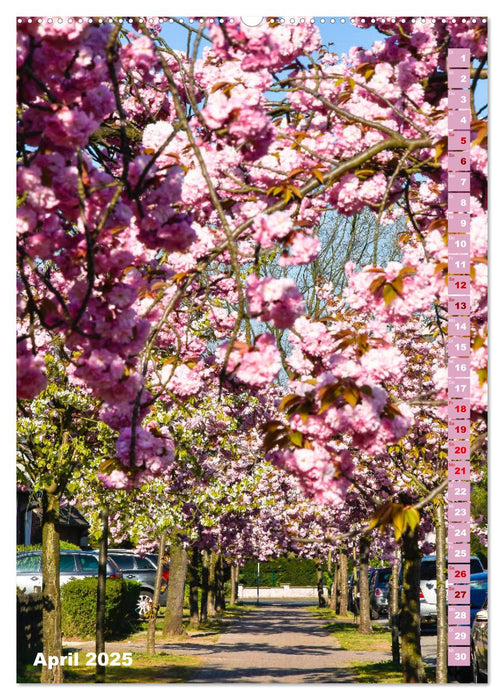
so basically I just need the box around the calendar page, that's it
[15,7,489,688]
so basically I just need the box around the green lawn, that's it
[18,652,201,684]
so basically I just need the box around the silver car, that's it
[107,549,168,617]
[16,549,122,594]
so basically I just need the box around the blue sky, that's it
[158,17,383,56]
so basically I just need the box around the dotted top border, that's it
[16,17,488,25]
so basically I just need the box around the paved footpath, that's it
[65,604,436,683]
[165,604,391,683]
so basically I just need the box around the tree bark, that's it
[316,559,326,608]
[338,548,348,616]
[208,550,217,617]
[329,551,338,613]
[95,506,108,682]
[358,536,372,634]
[200,549,209,623]
[215,554,226,612]
[230,564,239,606]
[188,546,200,628]
[435,501,448,683]
[162,544,188,637]
[400,525,426,683]
[390,557,401,665]
[41,489,62,683]
[147,531,167,654]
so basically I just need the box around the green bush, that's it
[240,557,323,587]
[17,541,81,552]
[61,578,141,640]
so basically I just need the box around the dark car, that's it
[369,567,392,619]
[107,549,168,617]
[471,598,488,683]
[16,549,122,594]
[348,568,376,615]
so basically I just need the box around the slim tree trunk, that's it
[330,551,338,613]
[147,531,166,654]
[390,558,401,664]
[208,550,217,617]
[358,536,372,634]
[200,549,209,623]
[435,501,448,683]
[339,548,348,616]
[188,547,200,628]
[400,525,426,683]
[95,506,108,682]
[162,544,188,637]
[215,554,226,612]
[230,564,238,606]
[316,560,326,608]
[41,489,62,684]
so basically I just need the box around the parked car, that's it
[144,552,170,583]
[369,567,392,619]
[348,568,376,615]
[16,549,122,594]
[470,598,488,683]
[470,571,488,626]
[418,555,484,626]
[107,549,168,617]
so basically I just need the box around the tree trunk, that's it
[208,550,217,617]
[400,525,426,683]
[358,536,372,634]
[95,506,108,682]
[329,551,338,613]
[200,549,209,623]
[435,501,448,683]
[215,554,226,612]
[147,531,166,654]
[316,560,326,608]
[188,547,200,628]
[162,544,188,637]
[338,548,348,616]
[390,557,401,665]
[230,564,238,606]
[41,489,62,684]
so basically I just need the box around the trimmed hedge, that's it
[240,557,326,587]
[17,541,81,552]
[61,578,141,640]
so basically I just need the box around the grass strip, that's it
[18,652,200,684]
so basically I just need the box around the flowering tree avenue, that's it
[17,15,487,683]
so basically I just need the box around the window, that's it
[60,554,77,572]
[136,557,156,570]
[109,555,135,569]
[78,554,99,572]
[17,553,41,573]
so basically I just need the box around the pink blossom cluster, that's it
[246,274,306,329]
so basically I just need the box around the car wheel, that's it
[136,590,157,619]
